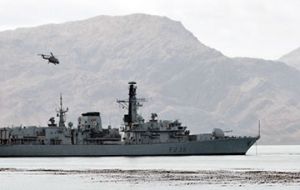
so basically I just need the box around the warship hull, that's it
[0,137,257,157]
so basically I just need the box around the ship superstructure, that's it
[117,82,191,145]
[0,95,121,146]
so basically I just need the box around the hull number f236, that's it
[169,146,186,153]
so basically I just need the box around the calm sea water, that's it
[0,145,299,190]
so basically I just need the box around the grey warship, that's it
[0,82,259,157]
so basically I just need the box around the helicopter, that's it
[38,52,60,65]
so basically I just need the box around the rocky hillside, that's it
[1,14,300,144]
[279,47,300,70]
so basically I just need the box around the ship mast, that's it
[117,82,146,128]
[56,93,68,128]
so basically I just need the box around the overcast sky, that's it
[1,0,300,60]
